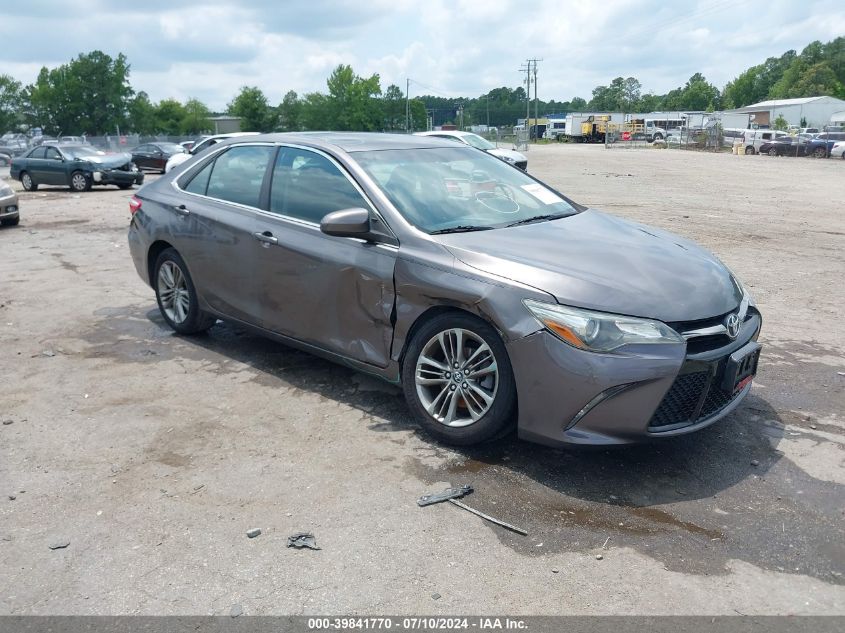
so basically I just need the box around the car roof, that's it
[225,131,460,153]
[416,130,473,138]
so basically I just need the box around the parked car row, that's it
[745,130,845,158]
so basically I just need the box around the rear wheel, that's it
[118,183,133,190]
[153,248,216,335]
[21,171,37,191]
[70,170,91,192]
[401,312,516,445]
[813,147,827,158]
[745,146,755,155]
[768,147,778,156]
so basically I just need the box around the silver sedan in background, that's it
[127,133,761,446]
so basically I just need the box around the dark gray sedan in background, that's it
[127,133,762,446]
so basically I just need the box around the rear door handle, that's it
[253,231,278,245]
[173,204,190,216]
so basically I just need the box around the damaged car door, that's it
[252,145,397,368]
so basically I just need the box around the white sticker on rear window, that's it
[521,183,564,205]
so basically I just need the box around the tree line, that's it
[0,37,842,137]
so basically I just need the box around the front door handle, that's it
[253,231,278,245]
[173,204,190,216]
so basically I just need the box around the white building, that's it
[722,96,845,129]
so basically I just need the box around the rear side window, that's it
[183,160,214,195]
[205,145,274,208]
[269,147,369,223]
[28,147,46,159]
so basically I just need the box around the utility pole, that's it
[519,61,531,139]
[405,78,410,133]
[532,59,542,141]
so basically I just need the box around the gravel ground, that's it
[0,145,843,615]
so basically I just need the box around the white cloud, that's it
[0,0,842,110]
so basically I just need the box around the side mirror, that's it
[320,208,371,238]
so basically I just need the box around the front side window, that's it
[269,147,369,223]
[44,147,61,160]
[205,145,274,208]
[355,146,579,233]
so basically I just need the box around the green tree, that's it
[300,92,330,130]
[25,51,133,135]
[409,99,427,131]
[382,84,405,130]
[180,98,211,135]
[154,99,187,135]
[325,64,382,130]
[228,86,276,131]
[569,96,588,110]
[128,91,157,135]
[278,90,301,131]
[772,114,788,130]
[0,74,23,133]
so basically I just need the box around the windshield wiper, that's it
[429,225,495,234]
[505,213,568,228]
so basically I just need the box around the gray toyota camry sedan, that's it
[127,132,762,446]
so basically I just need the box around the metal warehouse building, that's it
[723,96,845,129]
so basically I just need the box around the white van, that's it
[743,129,788,155]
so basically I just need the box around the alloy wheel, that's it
[157,260,190,324]
[415,328,499,427]
[22,173,33,190]
[71,173,88,191]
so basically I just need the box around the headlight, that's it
[0,183,13,196]
[523,299,683,352]
[501,155,516,163]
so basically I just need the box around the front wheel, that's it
[153,248,217,335]
[70,171,91,192]
[768,148,778,156]
[745,146,755,155]
[401,313,516,445]
[813,147,827,158]
[118,183,133,190]
[21,171,37,191]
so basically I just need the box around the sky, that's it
[1,0,844,111]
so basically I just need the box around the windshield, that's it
[461,133,496,150]
[62,146,106,159]
[158,142,185,153]
[355,147,579,233]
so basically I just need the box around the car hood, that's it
[486,148,526,163]
[438,209,741,322]
[83,153,132,168]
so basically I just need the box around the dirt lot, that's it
[1,145,843,615]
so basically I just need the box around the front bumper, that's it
[506,311,762,446]
[0,193,18,219]
[93,168,144,186]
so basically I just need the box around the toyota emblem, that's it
[725,313,741,339]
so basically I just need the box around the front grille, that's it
[649,361,742,431]
[515,161,528,170]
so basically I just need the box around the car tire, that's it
[813,147,827,158]
[70,170,91,192]
[118,183,133,190]
[153,248,217,335]
[745,146,755,155]
[401,312,516,445]
[20,171,37,191]
[653,133,663,141]
[768,148,778,156]
[1,216,19,226]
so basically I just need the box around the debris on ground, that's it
[8,495,15,501]
[596,554,603,560]
[246,528,261,539]
[552,568,559,574]
[417,484,526,535]
[49,541,70,550]
[448,499,527,536]
[751,459,760,467]
[2,420,12,425]
[417,484,473,506]
[431,593,441,600]
[287,532,320,550]
[230,604,243,618]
